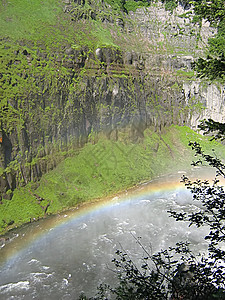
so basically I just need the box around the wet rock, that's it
[96,48,103,62]
[65,48,74,55]
[124,52,133,65]
[116,18,124,28]
[0,174,10,199]
[0,238,6,248]
[6,172,16,191]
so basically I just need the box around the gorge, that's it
[0,169,214,299]
[0,0,225,253]
[1,0,225,298]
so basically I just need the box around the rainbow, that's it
[0,169,219,268]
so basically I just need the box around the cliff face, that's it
[183,82,225,127]
[0,47,188,199]
[130,2,224,129]
[0,1,224,200]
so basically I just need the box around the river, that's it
[0,168,215,299]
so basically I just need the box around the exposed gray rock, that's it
[183,81,225,128]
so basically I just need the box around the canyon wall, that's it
[0,1,224,199]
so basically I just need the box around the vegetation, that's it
[1,125,225,234]
[191,0,225,81]
[0,0,225,297]
[77,1,225,297]
[78,128,225,300]
[0,0,153,140]
[104,0,151,12]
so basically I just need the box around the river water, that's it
[0,169,215,299]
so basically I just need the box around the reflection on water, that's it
[0,169,216,299]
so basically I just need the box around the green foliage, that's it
[80,121,225,299]
[160,0,190,12]
[190,0,225,81]
[0,0,63,41]
[198,119,225,141]
[208,24,225,56]
[193,56,225,81]
[191,0,225,26]
[104,0,127,11]
[1,125,225,234]
[162,0,178,12]
[176,70,195,80]
[124,0,150,12]
[85,241,224,299]
[104,0,150,12]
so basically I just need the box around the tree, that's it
[190,0,225,80]
[191,0,225,26]
[78,120,225,299]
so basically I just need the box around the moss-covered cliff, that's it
[0,0,184,197]
[0,0,224,233]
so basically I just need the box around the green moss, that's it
[0,186,44,231]
[176,70,196,80]
[171,82,181,91]
[0,0,63,41]
[164,0,178,12]
[124,0,150,12]
[1,125,225,235]
[0,168,4,177]
[104,0,150,12]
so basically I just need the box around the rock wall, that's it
[0,46,189,200]
[183,81,225,128]
[128,2,216,56]
[0,1,224,200]
[128,2,225,129]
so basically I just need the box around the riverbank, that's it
[1,125,225,235]
[0,164,217,266]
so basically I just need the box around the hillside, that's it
[0,0,224,234]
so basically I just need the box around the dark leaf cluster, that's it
[193,56,225,80]
[189,0,225,81]
[198,119,225,141]
[191,0,225,26]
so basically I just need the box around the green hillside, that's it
[1,125,225,234]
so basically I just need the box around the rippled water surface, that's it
[0,170,213,299]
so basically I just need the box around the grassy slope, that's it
[0,0,67,45]
[0,0,119,58]
[0,0,140,49]
[1,125,225,234]
[1,1,224,234]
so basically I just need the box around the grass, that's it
[0,0,121,50]
[176,70,196,80]
[124,0,150,12]
[0,0,63,41]
[1,125,225,235]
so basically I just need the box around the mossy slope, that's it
[1,125,225,235]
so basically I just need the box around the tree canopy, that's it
[191,0,225,80]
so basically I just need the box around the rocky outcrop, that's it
[0,43,190,199]
[127,2,224,129]
[183,81,225,128]
[128,2,216,56]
